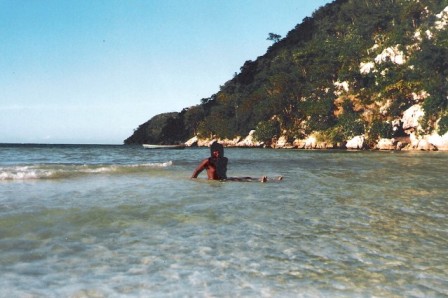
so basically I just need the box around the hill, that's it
[124,0,448,150]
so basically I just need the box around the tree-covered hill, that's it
[125,0,448,149]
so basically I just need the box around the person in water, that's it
[191,141,282,182]
[191,141,228,180]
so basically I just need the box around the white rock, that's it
[417,139,432,151]
[185,136,198,147]
[435,6,448,30]
[428,132,448,150]
[374,45,406,65]
[304,136,317,149]
[219,136,241,147]
[346,136,364,149]
[275,135,289,148]
[414,30,422,42]
[402,105,424,131]
[409,132,420,148]
[334,81,349,94]
[377,138,395,150]
[360,61,375,74]
[236,130,261,147]
[411,91,430,102]
[293,139,306,149]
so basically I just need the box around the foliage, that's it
[124,113,179,145]
[334,100,366,140]
[267,33,282,43]
[253,119,281,142]
[303,96,337,133]
[319,126,345,144]
[419,42,448,115]
[368,119,393,141]
[438,115,448,136]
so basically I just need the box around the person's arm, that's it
[191,159,208,178]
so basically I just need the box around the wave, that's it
[0,161,173,180]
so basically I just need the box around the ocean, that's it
[0,144,447,297]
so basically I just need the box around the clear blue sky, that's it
[1,0,331,144]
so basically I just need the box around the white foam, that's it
[0,161,173,180]
[0,166,53,180]
[137,161,173,168]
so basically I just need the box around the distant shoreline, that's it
[182,133,448,152]
[185,144,447,152]
[2,142,447,152]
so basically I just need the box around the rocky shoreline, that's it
[185,105,448,151]
[184,132,448,151]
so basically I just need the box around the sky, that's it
[1,0,332,144]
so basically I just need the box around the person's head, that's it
[210,142,224,158]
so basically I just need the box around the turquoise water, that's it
[0,144,447,297]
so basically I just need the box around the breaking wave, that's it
[0,161,173,180]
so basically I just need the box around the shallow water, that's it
[0,144,447,297]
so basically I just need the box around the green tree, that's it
[183,106,205,136]
[267,33,282,43]
[254,119,281,143]
[368,119,393,142]
[438,115,448,135]
[333,100,366,141]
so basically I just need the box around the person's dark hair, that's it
[210,141,224,157]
